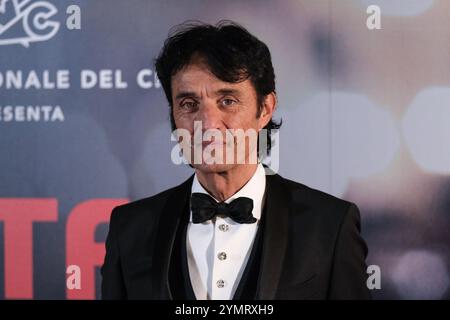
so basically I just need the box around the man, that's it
[101,20,371,300]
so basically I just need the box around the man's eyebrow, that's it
[175,91,199,100]
[216,88,242,96]
[174,88,242,100]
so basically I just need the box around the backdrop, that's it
[0,0,449,299]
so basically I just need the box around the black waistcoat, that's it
[168,198,266,300]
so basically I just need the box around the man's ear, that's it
[258,92,277,130]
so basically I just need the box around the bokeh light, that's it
[279,92,400,196]
[402,87,450,174]
[391,250,449,299]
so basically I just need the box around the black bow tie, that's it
[190,192,256,224]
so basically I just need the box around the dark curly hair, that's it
[154,20,282,156]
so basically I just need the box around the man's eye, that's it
[221,99,237,107]
[180,101,198,109]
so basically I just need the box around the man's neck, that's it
[195,164,258,202]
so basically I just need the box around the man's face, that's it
[171,57,272,174]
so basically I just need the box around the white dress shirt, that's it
[186,163,266,300]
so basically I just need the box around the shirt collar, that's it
[190,163,266,222]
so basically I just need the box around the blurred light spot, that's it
[391,250,449,299]
[360,0,434,16]
[279,92,399,196]
[331,93,400,195]
[278,93,332,193]
[402,87,450,174]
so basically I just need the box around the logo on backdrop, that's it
[0,0,59,47]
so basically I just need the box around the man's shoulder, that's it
[272,173,354,215]
[111,174,194,221]
[271,174,359,236]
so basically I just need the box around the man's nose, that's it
[196,102,223,131]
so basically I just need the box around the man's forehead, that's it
[172,68,250,94]
[172,61,222,85]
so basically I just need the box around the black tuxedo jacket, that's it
[101,173,371,300]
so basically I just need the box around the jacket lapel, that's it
[151,172,291,300]
[151,174,194,299]
[257,174,290,299]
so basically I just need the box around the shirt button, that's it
[218,224,229,232]
[217,252,227,261]
[216,279,226,288]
